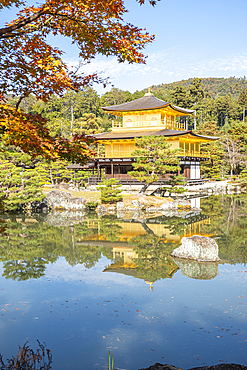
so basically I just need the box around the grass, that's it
[108,350,114,370]
[41,186,171,207]
[42,186,101,202]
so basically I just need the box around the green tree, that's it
[97,178,123,204]
[196,122,225,178]
[35,160,73,186]
[131,90,145,100]
[128,136,182,193]
[0,161,45,211]
[100,88,132,107]
[215,94,241,126]
[31,88,102,138]
[238,87,247,122]
[170,85,191,108]
[189,78,205,107]
[73,113,103,135]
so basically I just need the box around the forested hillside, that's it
[7,76,247,137]
[150,76,247,100]
[2,77,247,211]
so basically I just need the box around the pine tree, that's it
[128,136,182,193]
[238,87,247,122]
[97,179,123,204]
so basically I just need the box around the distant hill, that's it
[148,76,247,100]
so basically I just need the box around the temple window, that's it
[126,118,132,127]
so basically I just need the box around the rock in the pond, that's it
[96,204,107,213]
[171,235,220,262]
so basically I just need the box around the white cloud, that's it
[64,50,247,93]
[45,257,146,288]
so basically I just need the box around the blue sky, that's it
[76,0,247,94]
[2,0,247,95]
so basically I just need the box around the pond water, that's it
[0,194,247,370]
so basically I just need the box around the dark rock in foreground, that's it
[139,365,183,370]
[190,364,247,370]
[139,363,247,370]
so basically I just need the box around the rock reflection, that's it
[172,257,219,280]
[0,194,247,283]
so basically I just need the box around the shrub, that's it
[86,201,99,211]
[97,179,123,204]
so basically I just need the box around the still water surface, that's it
[0,194,247,370]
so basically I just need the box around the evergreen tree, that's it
[238,87,247,122]
[97,178,123,204]
[170,85,191,108]
[100,88,132,107]
[0,161,45,211]
[128,136,182,193]
[196,122,225,179]
[73,113,103,135]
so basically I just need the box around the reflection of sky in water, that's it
[0,257,247,370]
[1,194,247,370]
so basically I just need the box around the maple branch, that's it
[55,12,88,26]
[0,6,64,40]
[16,96,24,110]
[0,8,46,38]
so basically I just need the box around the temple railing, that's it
[112,120,185,130]
[94,150,210,159]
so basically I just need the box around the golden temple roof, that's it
[94,128,219,141]
[102,92,195,115]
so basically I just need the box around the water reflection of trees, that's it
[200,194,247,263]
[1,194,247,281]
[0,215,114,280]
[130,234,179,283]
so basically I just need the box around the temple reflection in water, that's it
[78,199,218,288]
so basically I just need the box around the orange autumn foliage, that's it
[0,102,95,162]
[0,0,157,161]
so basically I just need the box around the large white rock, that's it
[46,191,86,210]
[171,235,220,262]
[117,201,125,210]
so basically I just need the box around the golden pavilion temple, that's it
[93,91,219,182]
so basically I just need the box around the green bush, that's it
[97,179,123,204]
[86,201,99,211]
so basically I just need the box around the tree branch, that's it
[0,8,46,38]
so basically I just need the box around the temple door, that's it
[184,165,190,180]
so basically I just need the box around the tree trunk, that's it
[49,168,54,186]
[139,182,152,194]
[141,222,155,234]
[193,111,196,130]
[71,100,74,138]
[243,106,245,122]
